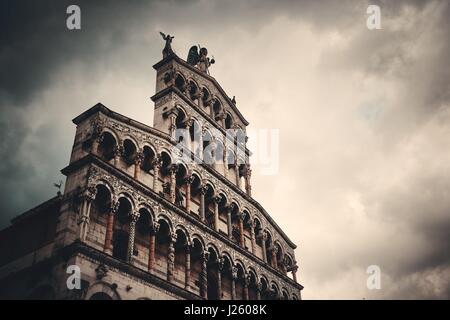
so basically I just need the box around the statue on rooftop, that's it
[187,45,215,74]
[159,32,174,58]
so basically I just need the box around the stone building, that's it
[0,40,303,300]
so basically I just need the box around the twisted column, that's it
[167,232,177,282]
[200,251,209,299]
[127,212,140,263]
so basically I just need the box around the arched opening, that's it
[248,271,258,300]
[122,139,137,166]
[227,149,236,180]
[271,283,280,300]
[190,238,204,296]
[203,130,213,166]
[134,207,153,265]
[260,278,270,300]
[204,184,215,229]
[213,100,222,121]
[89,292,112,300]
[254,219,264,260]
[242,210,252,251]
[160,152,172,198]
[215,140,224,169]
[175,74,186,92]
[141,146,155,173]
[188,80,199,103]
[275,243,284,272]
[89,184,112,246]
[174,229,188,286]
[98,132,116,161]
[217,194,228,236]
[221,255,233,300]
[189,174,202,218]
[264,232,274,268]
[112,197,132,261]
[202,87,211,113]
[281,290,289,300]
[234,264,245,300]
[155,219,171,278]
[230,202,240,245]
[189,120,201,158]
[238,163,247,191]
[175,164,188,208]
[206,247,220,300]
[225,113,233,130]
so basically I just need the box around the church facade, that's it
[0,40,303,300]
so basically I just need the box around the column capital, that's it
[199,184,208,195]
[213,195,222,204]
[130,211,140,223]
[83,185,97,202]
[231,266,238,280]
[237,211,244,221]
[201,250,210,262]
[150,221,160,234]
[110,199,120,215]
[134,151,144,165]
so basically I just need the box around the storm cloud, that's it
[1,0,449,299]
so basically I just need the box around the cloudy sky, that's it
[1,0,449,299]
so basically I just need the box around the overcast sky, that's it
[1,0,449,299]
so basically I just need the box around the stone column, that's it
[185,175,193,213]
[237,212,245,248]
[217,259,223,300]
[231,266,237,300]
[169,113,177,140]
[223,148,228,178]
[198,128,204,160]
[199,185,207,222]
[147,222,160,273]
[113,145,122,167]
[133,151,143,180]
[256,283,262,300]
[292,265,298,283]
[78,185,97,242]
[127,212,140,263]
[271,246,278,269]
[185,244,191,290]
[200,251,209,299]
[226,207,232,240]
[260,233,267,263]
[91,133,103,155]
[235,164,240,187]
[152,157,162,194]
[104,200,119,254]
[169,164,178,203]
[167,232,177,283]
[213,195,220,232]
[249,220,256,255]
[245,166,252,197]
[243,274,249,300]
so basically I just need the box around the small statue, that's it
[175,186,184,207]
[159,32,174,58]
[231,96,236,105]
[187,45,215,74]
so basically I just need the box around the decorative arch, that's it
[84,281,121,300]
